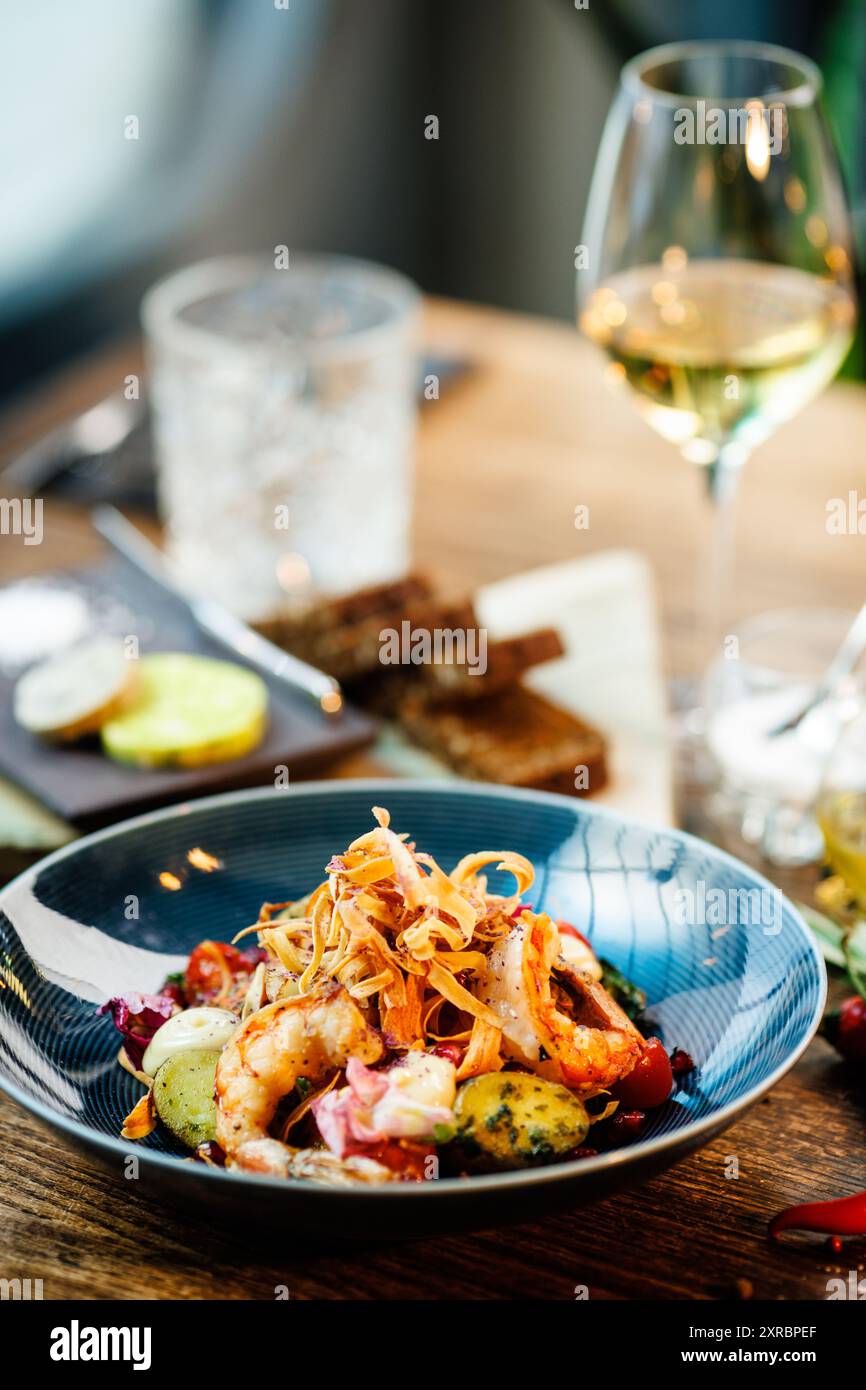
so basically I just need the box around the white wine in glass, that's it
[579,42,858,673]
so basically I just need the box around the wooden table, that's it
[1,299,865,1300]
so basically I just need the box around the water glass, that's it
[143,254,420,619]
[703,607,861,865]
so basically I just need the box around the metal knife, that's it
[91,505,343,717]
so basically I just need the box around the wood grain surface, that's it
[1,299,865,1301]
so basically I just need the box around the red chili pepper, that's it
[769,1189,866,1240]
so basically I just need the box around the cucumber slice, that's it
[14,637,138,741]
[101,653,267,768]
[152,1049,218,1149]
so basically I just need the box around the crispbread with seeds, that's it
[257,581,478,683]
[398,683,606,796]
[421,626,564,699]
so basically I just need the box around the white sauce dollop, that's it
[142,1006,238,1077]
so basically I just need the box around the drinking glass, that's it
[143,254,420,620]
[703,607,858,865]
[579,42,857,669]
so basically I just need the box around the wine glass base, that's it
[671,675,825,895]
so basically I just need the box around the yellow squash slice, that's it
[14,637,139,741]
[101,653,267,768]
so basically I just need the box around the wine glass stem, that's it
[703,444,747,670]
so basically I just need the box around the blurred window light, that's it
[0,0,331,326]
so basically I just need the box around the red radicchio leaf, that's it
[98,991,175,1070]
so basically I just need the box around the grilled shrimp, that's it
[476,913,641,1096]
[215,981,383,1165]
[232,1137,395,1185]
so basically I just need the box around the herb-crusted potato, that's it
[454,1071,590,1169]
[152,1048,218,1149]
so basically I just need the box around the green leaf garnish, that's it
[599,958,647,1022]
[845,920,866,1000]
[796,902,848,969]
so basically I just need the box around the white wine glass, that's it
[579,41,857,677]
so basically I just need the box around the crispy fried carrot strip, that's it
[427,960,501,1028]
[121,1089,156,1140]
[456,1017,504,1080]
[381,970,425,1046]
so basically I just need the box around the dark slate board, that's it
[0,558,376,829]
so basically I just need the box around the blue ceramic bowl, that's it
[0,781,825,1237]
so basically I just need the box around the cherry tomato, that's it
[612,1037,673,1109]
[823,995,866,1064]
[185,940,262,1005]
[556,920,593,951]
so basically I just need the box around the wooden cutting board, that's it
[0,558,376,828]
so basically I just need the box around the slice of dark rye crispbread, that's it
[421,626,564,699]
[259,587,562,700]
[336,597,481,681]
[256,577,475,681]
[356,627,567,714]
[254,576,607,799]
[255,575,433,652]
[397,683,607,796]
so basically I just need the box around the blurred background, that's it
[2,0,864,403]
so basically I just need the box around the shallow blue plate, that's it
[0,781,825,1237]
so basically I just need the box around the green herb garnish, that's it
[599,958,647,1021]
